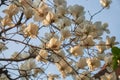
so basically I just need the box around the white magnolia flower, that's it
[104,55,113,65]
[0,42,7,52]
[56,6,67,17]
[81,35,95,48]
[19,0,32,8]
[54,50,65,58]
[70,45,83,57]
[24,23,38,38]
[23,7,33,19]
[68,4,84,19]
[21,53,29,59]
[11,52,22,60]
[106,36,118,49]
[60,28,71,40]
[77,57,87,69]
[92,21,110,39]
[97,53,106,60]
[102,23,110,34]
[96,41,106,53]
[100,0,112,8]
[47,37,61,50]
[27,59,36,70]
[53,0,67,7]
[48,74,59,80]
[80,71,90,80]
[105,72,117,80]
[100,75,108,80]
[0,74,9,80]
[106,66,113,72]
[94,21,104,36]
[57,17,71,29]
[20,59,36,76]
[3,4,19,18]
[33,1,50,21]
[33,0,42,8]
[55,59,72,78]
[86,57,100,71]
[36,49,48,62]
[42,11,57,26]
[75,15,85,24]
[33,68,43,76]
[1,16,15,27]
[50,54,61,62]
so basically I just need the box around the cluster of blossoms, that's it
[0,0,119,80]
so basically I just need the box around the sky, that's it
[0,0,120,79]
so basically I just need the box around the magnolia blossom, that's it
[48,74,59,80]
[24,23,38,38]
[86,58,100,71]
[104,55,113,65]
[76,57,87,69]
[76,21,98,39]
[0,42,7,52]
[60,28,71,40]
[53,0,67,7]
[93,21,110,39]
[36,49,48,62]
[68,4,84,19]
[97,53,106,60]
[47,37,61,50]
[50,54,61,62]
[106,36,118,49]
[100,72,117,80]
[23,7,33,19]
[54,50,65,58]
[80,71,90,80]
[11,52,22,60]
[105,72,117,80]
[96,41,106,53]
[20,59,36,76]
[33,0,42,8]
[75,15,85,24]
[94,22,110,36]
[100,0,112,8]
[33,68,43,76]
[81,36,95,48]
[55,59,73,78]
[29,47,39,55]
[94,21,104,37]
[70,45,83,57]
[102,23,110,34]
[20,53,29,58]
[33,1,50,21]
[56,6,68,17]
[1,17,15,27]
[27,59,36,70]
[0,74,9,80]
[57,17,71,29]
[106,66,113,72]
[42,11,57,26]
[3,4,19,18]
[19,0,32,8]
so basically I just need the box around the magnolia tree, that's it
[0,0,119,80]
